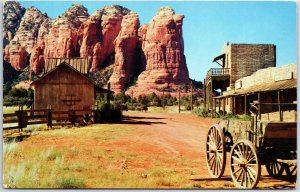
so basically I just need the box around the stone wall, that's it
[222,43,276,88]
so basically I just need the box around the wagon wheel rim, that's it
[206,125,226,178]
[230,140,261,189]
[265,160,284,178]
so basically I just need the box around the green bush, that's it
[222,112,238,120]
[94,104,122,123]
[3,88,34,107]
[57,177,85,188]
[193,108,210,117]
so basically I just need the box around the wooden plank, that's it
[23,109,47,112]
[3,126,20,130]
[52,117,70,121]
[3,119,18,124]
[27,115,47,119]
[52,122,73,126]
[27,121,47,125]
[52,111,69,114]
[3,113,16,118]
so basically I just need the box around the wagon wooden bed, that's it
[206,102,297,188]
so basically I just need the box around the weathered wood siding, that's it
[34,65,94,111]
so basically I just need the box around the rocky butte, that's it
[3,2,190,96]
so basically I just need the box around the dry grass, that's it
[3,124,199,188]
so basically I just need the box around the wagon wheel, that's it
[230,140,261,188]
[206,125,226,178]
[265,159,284,178]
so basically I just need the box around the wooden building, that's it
[204,43,276,110]
[212,64,297,121]
[31,58,112,112]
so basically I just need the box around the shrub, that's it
[193,108,210,117]
[222,112,238,120]
[94,105,122,123]
[57,177,85,188]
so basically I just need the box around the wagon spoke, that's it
[206,126,226,178]
[234,149,243,160]
[247,168,255,181]
[233,167,243,175]
[230,140,260,189]
[247,166,257,176]
[208,154,215,163]
[232,155,242,163]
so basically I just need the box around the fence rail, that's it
[3,108,93,131]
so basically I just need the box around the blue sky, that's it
[20,1,297,81]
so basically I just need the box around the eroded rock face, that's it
[110,12,140,92]
[43,4,89,59]
[4,4,190,96]
[89,5,130,71]
[3,1,26,48]
[4,6,48,71]
[127,7,189,95]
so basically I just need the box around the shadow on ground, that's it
[112,116,167,125]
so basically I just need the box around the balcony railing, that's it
[206,68,230,77]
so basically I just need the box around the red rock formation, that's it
[4,6,48,71]
[90,6,130,71]
[126,7,189,95]
[30,46,44,74]
[110,12,139,92]
[43,4,89,59]
[4,43,28,70]
[4,4,190,96]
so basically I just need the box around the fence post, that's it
[71,105,76,126]
[17,106,27,132]
[16,110,22,132]
[47,105,52,128]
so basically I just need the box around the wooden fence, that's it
[3,108,93,131]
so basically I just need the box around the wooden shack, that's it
[31,59,112,112]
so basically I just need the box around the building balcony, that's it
[206,68,230,80]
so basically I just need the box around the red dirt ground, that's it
[19,111,296,189]
[115,112,296,189]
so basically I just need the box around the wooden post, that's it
[47,105,52,128]
[230,97,233,113]
[233,97,236,114]
[278,91,283,121]
[107,83,111,105]
[244,95,247,115]
[71,105,76,126]
[222,98,225,115]
[178,86,181,113]
[212,98,215,118]
[203,79,206,109]
[294,101,297,121]
[190,81,193,111]
[218,98,221,113]
[258,92,261,120]
[162,89,165,110]
[131,90,133,110]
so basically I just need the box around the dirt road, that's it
[119,111,296,189]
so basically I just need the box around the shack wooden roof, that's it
[44,58,89,74]
[32,62,114,94]
[214,78,297,99]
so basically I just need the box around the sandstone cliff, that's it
[3,4,190,96]
[110,11,140,92]
[4,6,48,71]
[126,7,190,95]
[3,1,26,48]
